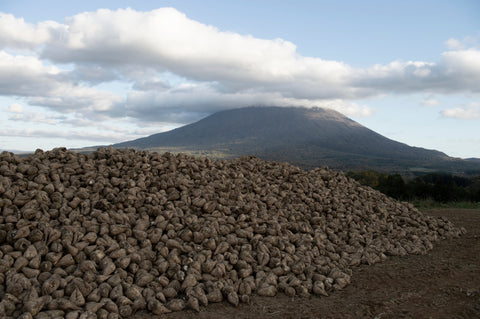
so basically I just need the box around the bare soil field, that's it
[134,209,480,319]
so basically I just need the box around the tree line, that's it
[346,171,480,203]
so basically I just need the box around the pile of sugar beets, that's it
[0,147,465,318]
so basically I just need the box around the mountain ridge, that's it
[113,106,479,175]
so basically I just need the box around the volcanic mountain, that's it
[113,106,479,174]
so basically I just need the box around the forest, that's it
[346,171,480,204]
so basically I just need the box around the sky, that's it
[0,0,479,158]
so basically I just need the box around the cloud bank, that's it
[0,8,479,145]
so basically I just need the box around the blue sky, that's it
[0,0,479,158]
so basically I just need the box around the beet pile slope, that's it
[0,148,464,318]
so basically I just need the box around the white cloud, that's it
[445,35,480,51]
[0,13,62,49]
[1,9,479,95]
[124,81,374,123]
[0,7,479,150]
[30,85,123,114]
[1,8,479,103]
[441,49,480,76]
[0,127,129,142]
[0,50,124,120]
[60,118,130,134]
[8,112,64,125]
[35,8,354,100]
[7,103,23,113]
[70,65,120,84]
[445,38,465,50]
[421,99,439,106]
[0,51,60,96]
[322,100,374,117]
[442,102,480,120]
[0,114,180,145]
[421,95,440,106]
[353,53,480,94]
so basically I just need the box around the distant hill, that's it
[113,106,480,175]
[1,149,30,154]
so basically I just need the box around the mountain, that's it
[113,106,480,175]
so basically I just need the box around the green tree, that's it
[378,174,407,200]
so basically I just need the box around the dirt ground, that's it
[134,209,480,319]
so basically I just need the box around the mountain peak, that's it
[113,106,477,174]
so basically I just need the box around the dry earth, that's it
[134,208,480,319]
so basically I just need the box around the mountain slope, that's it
[113,106,479,174]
